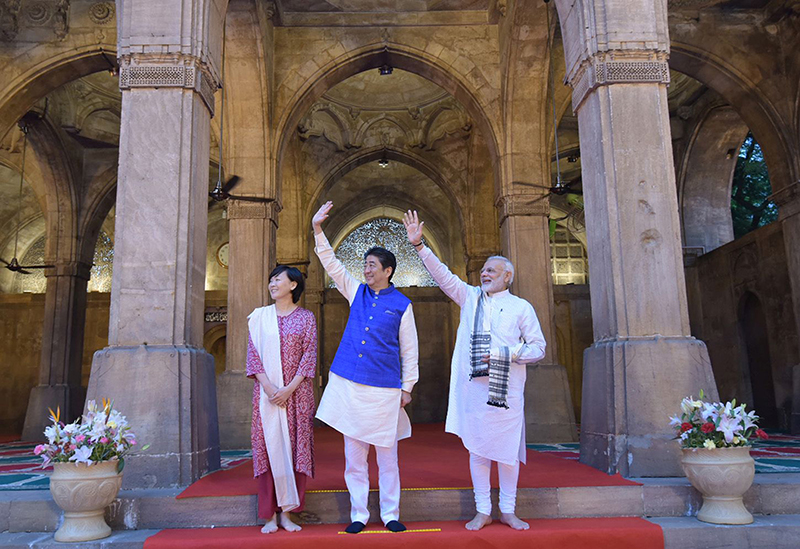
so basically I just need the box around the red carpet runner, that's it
[178,424,637,498]
[144,518,663,549]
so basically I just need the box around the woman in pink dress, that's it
[246,265,317,533]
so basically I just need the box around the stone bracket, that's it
[119,54,218,116]
[569,52,670,113]
[771,180,800,220]
[496,194,550,224]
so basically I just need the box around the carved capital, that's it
[568,51,670,113]
[226,199,281,223]
[772,181,800,220]
[118,54,219,116]
[88,1,113,24]
[497,194,550,223]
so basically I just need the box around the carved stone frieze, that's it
[118,54,219,116]
[568,51,670,112]
[88,1,113,24]
[226,199,281,222]
[0,0,68,40]
[299,95,471,152]
[497,194,550,223]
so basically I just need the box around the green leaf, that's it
[117,458,125,474]
[699,389,704,399]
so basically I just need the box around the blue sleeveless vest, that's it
[330,283,411,389]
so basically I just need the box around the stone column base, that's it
[217,369,253,449]
[21,384,87,441]
[580,336,718,477]
[87,345,220,489]
[525,363,579,442]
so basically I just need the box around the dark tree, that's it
[730,132,778,239]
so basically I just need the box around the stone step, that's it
[2,474,800,533]
[3,515,800,549]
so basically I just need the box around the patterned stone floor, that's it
[2,433,799,491]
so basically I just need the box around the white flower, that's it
[69,446,93,465]
[63,423,80,435]
[742,410,758,431]
[44,425,59,444]
[703,440,716,450]
[733,436,741,445]
[680,431,689,441]
[680,398,695,415]
[669,416,682,428]
[718,414,743,443]
[700,403,719,422]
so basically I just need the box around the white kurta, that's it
[418,246,546,465]
[314,232,419,448]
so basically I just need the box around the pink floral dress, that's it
[246,307,317,478]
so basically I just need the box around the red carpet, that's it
[178,424,637,499]
[144,518,663,549]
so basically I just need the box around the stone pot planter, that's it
[49,460,123,542]
[680,446,755,525]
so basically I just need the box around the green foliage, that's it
[731,132,778,239]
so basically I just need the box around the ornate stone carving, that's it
[118,54,218,116]
[569,52,670,112]
[263,0,276,20]
[52,0,68,40]
[24,1,51,26]
[204,310,228,323]
[300,96,471,152]
[0,0,22,40]
[226,199,281,221]
[88,1,113,24]
[497,194,550,222]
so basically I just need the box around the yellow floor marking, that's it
[337,528,442,535]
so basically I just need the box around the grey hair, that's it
[486,255,515,285]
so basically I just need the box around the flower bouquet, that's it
[35,399,145,542]
[34,399,141,471]
[670,390,763,525]
[669,390,768,449]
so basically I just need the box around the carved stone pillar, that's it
[558,0,718,475]
[22,261,92,440]
[85,6,223,485]
[498,195,578,442]
[217,200,279,448]
[771,183,800,433]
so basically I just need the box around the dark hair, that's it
[268,265,305,303]
[364,247,396,282]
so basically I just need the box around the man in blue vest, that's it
[312,201,419,534]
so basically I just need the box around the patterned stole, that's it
[469,292,510,408]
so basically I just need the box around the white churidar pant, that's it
[343,435,400,524]
[469,452,520,515]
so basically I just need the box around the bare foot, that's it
[280,512,302,532]
[261,513,278,534]
[465,512,492,531]
[500,512,529,530]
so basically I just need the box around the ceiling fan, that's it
[207,22,271,208]
[1,121,54,275]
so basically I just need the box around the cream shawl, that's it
[248,305,299,512]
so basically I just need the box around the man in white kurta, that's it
[404,210,546,531]
[313,202,419,534]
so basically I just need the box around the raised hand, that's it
[402,210,424,245]
[312,201,333,234]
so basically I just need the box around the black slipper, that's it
[345,521,366,534]
[385,520,406,532]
